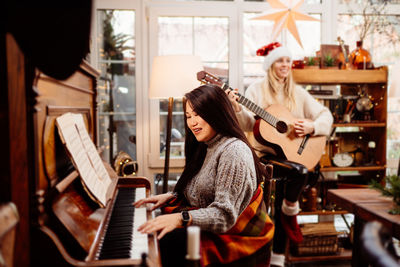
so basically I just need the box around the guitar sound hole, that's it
[276,121,287,133]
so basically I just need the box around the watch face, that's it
[181,211,190,226]
[332,152,354,167]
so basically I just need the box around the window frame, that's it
[147,2,239,169]
[92,0,146,174]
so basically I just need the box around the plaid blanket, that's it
[162,183,274,266]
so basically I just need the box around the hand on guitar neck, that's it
[225,88,241,112]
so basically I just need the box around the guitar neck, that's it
[220,83,279,127]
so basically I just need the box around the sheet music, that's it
[56,113,112,206]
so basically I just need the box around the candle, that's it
[186,226,201,260]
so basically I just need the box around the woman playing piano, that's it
[134,84,274,267]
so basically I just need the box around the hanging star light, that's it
[251,0,319,48]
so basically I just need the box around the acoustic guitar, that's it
[197,71,326,170]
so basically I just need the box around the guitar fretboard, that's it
[220,83,279,128]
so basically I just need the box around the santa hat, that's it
[257,42,292,71]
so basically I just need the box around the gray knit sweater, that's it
[185,134,257,233]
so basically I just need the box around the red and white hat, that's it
[257,42,292,71]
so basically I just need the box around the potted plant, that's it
[369,175,400,215]
[322,53,337,69]
[304,57,320,69]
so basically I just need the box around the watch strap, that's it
[181,210,190,227]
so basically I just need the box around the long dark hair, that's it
[173,84,265,197]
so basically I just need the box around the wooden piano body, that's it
[31,61,160,266]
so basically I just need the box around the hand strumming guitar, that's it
[294,119,315,137]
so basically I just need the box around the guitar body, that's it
[253,104,326,170]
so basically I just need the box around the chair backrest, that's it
[361,221,400,267]
[0,203,19,267]
[262,164,274,211]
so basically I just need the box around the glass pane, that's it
[97,10,135,60]
[243,12,276,89]
[158,17,193,55]
[287,14,321,59]
[388,96,400,174]
[158,16,229,159]
[194,17,229,62]
[159,99,185,159]
[337,14,400,64]
[97,10,137,165]
[154,172,181,195]
[340,0,400,4]
[245,0,320,2]
[174,0,232,1]
[158,16,229,61]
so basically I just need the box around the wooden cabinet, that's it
[293,67,388,185]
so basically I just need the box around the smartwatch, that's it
[181,210,190,227]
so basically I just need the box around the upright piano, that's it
[30,60,160,266]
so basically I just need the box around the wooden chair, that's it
[262,163,274,214]
[0,203,19,267]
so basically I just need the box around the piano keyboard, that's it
[96,187,148,260]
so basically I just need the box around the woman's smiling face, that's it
[272,56,292,80]
[185,101,217,142]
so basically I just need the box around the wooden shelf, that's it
[333,122,386,127]
[293,67,388,84]
[299,210,348,216]
[320,165,386,172]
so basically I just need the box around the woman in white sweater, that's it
[226,42,333,267]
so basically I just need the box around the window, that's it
[148,8,230,169]
[157,16,229,161]
[97,10,137,165]
[93,0,144,176]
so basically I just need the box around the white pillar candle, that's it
[186,226,201,260]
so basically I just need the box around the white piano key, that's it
[130,206,148,259]
[135,187,146,202]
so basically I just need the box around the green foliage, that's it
[369,175,400,215]
[306,57,316,66]
[323,54,335,67]
[103,11,134,58]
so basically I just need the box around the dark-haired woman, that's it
[134,84,274,267]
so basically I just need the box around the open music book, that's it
[56,113,112,207]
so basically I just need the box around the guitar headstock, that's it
[196,71,224,88]
[337,36,344,45]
